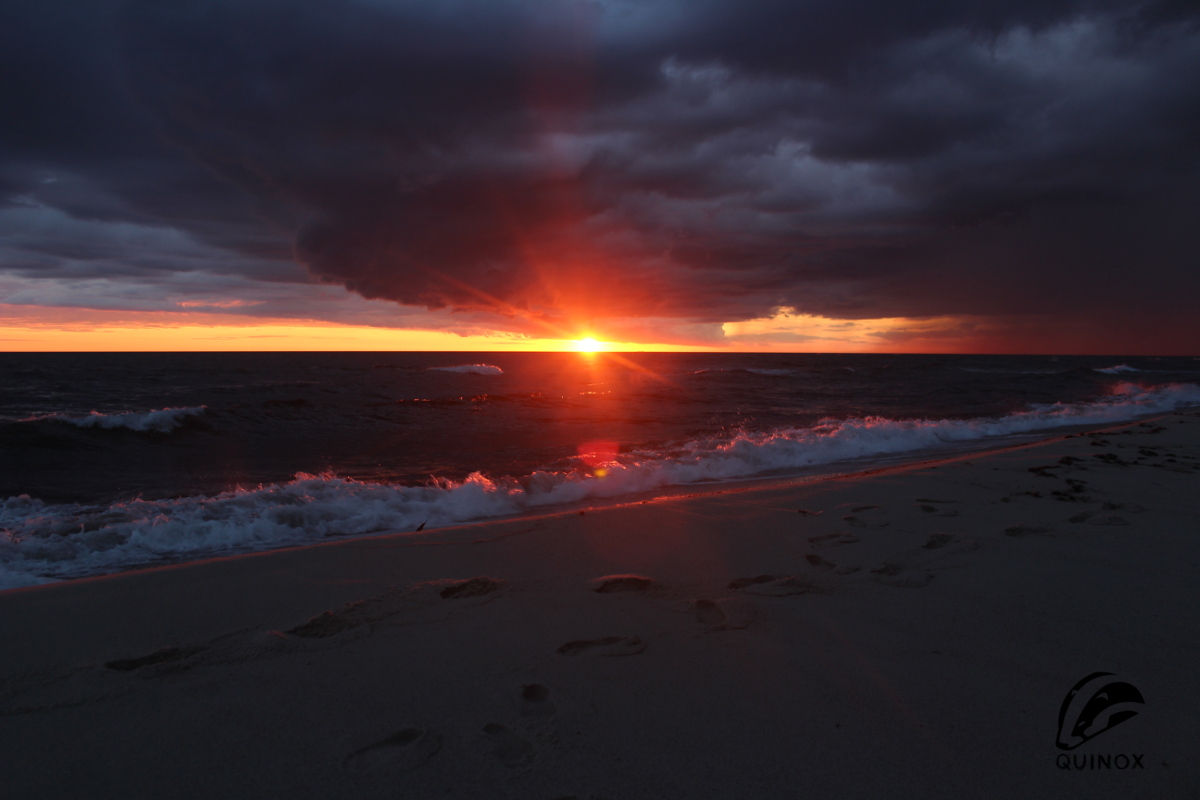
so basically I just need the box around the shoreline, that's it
[4,408,1194,592]
[2,412,1198,798]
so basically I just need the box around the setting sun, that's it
[573,337,606,352]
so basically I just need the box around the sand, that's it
[2,413,1199,799]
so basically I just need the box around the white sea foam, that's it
[430,364,504,375]
[1095,364,1141,374]
[24,406,207,433]
[3,382,1197,590]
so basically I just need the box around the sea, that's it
[3,351,1199,590]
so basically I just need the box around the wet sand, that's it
[3,413,1199,798]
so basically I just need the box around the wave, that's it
[21,406,208,433]
[429,364,504,375]
[690,368,793,376]
[1095,364,1141,374]
[3,382,1197,591]
[958,368,1063,375]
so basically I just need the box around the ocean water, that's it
[3,352,1199,589]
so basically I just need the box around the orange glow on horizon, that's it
[4,303,1179,354]
[0,305,710,352]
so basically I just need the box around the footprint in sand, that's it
[1104,501,1147,513]
[104,646,206,672]
[556,636,646,657]
[808,532,860,547]
[439,576,503,599]
[590,574,661,593]
[287,608,366,639]
[482,723,535,768]
[344,727,441,773]
[806,553,858,575]
[869,562,934,588]
[519,683,557,719]
[692,598,754,630]
[1003,525,1051,538]
[729,575,813,596]
[1087,513,1130,526]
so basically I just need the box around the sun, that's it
[572,337,606,352]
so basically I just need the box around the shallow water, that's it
[2,352,1198,587]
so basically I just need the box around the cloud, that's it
[1,0,1198,348]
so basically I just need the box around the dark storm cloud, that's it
[2,0,1199,343]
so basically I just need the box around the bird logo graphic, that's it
[1056,672,1145,751]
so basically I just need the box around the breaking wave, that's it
[2,382,1197,591]
[1095,364,1141,374]
[22,406,207,433]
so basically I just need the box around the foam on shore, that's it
[2,382,1198,589]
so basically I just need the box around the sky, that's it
[2,0,1198,353]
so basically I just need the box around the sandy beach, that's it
[3,413,1198,799]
